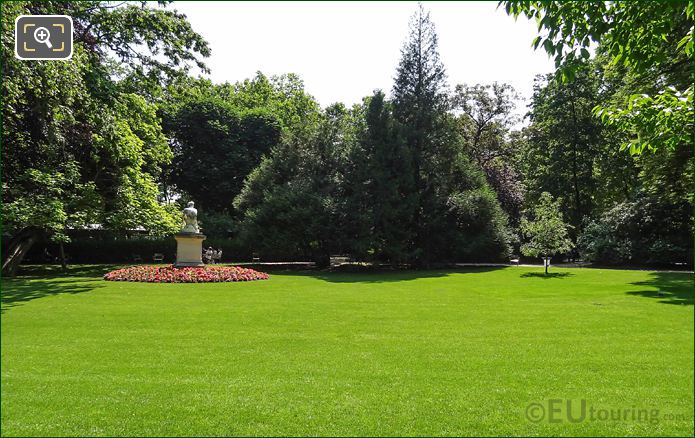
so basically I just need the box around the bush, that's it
[446,187,513,262]
[578,196,693,266]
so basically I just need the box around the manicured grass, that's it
[1,265,693,436]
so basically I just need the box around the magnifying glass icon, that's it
[33,26,52,49]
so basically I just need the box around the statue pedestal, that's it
[174,232,206,267]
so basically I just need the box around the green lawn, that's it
[1,265,693,436]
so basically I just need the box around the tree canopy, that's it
[501,0,693,154]
[1,1,210,275]
[164,96,281,213]
[2,1,690,273]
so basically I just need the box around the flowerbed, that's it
[104,265,269,283]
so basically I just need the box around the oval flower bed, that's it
[104,265,269,283]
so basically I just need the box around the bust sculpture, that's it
[182,201,200,233]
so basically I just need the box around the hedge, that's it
[11,237,312,264]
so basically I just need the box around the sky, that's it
[171,1,555,120]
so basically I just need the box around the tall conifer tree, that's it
[392,3,449,264]
[391,3,510,264]
[346,91,417,263]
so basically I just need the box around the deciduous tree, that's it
[1,1,209,276]
[452,83,524,224]
[520,192,574,274]
[164,96,281,213]
[501,0,692,154]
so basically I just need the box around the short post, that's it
[543,256,551,274]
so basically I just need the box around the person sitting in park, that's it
[203,247,222,264]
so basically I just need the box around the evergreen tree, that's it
[236,4,511,266]
[391,3,510,264]
[234,104,356,267]
[345,91,416,263]
[391,3,447,264]
[392,3,447,134]
[366,93,417,263]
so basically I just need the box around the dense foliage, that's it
[233,103,358,266]
[451,82,524,225]
[578,196,693,266]
[1,1,210,275]
[502,0,692,155]
[233,5,511,266]
[157,73,320,216]
[164,96,281,212]
[501,1,692,266]
[3,2,690,273]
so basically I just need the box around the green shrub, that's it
[578,196,693,266]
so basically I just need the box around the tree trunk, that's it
[545,261,549,275]
[569,92,583,231]
[59,241,67,270]
[2,227,43,277]
[314,252,330,269]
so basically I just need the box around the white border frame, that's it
[15,15,73,60]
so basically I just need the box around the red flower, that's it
[104,265,269,283]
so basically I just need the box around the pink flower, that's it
[104,265,269,283]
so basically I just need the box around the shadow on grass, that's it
[626,272,694,305]
[1,277,105,313]
[520,271,574,279]
[275,266,506,283]
[1,264,115,313]
[12,264,123,278]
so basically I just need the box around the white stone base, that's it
[174,233,206,267]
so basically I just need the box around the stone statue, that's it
[182,201,200,233]
[175,201,205,266]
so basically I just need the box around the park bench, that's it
[330,255,350,267]
[153,253,165,263]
